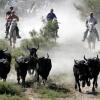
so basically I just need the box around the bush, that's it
[0,82,21,96]
[75,0,100,20]
[0,95,24,100]
[0,40,11,50]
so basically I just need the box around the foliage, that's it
[33,83,71,99]
[0,82,22,96]
[11,48,26,59]
[0,39,11,50]
[75,0,100,20]
[20,21,58,51]
[42,20,59,40]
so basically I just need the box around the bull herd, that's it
[0,46,52,87]
[73,55,100,92]
[0,46,100,93]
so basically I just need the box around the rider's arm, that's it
[86,20,88,27]
[53,13,57,18]
[15,15,19,21]
[94,17,97,25]
[6,11,10,20]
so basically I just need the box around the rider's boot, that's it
[95,29,100,41]
[17,35,21,38]
[16,27,21,39]
[5,33,8,39]
[82,29,88,42]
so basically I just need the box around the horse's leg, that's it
[10,38,12,47]
[93,42,95,50]
[13,43,15,48]
[88,42,91,50]
[13,32,16,48]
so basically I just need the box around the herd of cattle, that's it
[0,46,100,92]
[73,55,100,92]
[0,45,52,86]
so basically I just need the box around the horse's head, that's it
[88,22,94,32]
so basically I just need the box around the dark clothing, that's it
[47,12,57,21]
[6,11,11,16]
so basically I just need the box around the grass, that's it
[0,82,28,100]
[0,95,28,100]
[0,82,22,96]
[32,82,72,100]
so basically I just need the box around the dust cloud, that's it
[0,0,100,76]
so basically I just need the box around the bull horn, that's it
[84,55,87,61]
[3,48,8,52]
[47,53,49,58]
[36,44,39,50]
[97,55,99,59]
[74,59,77,64]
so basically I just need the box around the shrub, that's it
[0,82,21,96]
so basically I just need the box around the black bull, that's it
[73,56,100,92]
[15,55,52,85]
[15,56,30,86]
[35,56,52,84]
[0,49,11,81]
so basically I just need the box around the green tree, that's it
[75,0,100,20]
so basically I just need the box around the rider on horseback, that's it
[46,9,59,37]
[5,7,21,39]
[82,12,100,41]
[47,9,57,21]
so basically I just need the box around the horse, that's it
[87,22,97,50]
[9,19,18,48]
[42,18,59,42]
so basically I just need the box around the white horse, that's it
[9,19,17,48]
[87,22,97,50]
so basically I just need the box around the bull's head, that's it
[0,48,8,54]
[74,59,78,65]
[96,55,99,60]
[27,44,39,57]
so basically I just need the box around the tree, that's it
[75,0,100,20]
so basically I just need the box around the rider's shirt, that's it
[47,12,57,21]
[7,14,19,22]
[6,10,14,21]
[86,16,97,26]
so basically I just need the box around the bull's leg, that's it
[95,76,98,88]
[86,78,91,87]
[92,77,97,92]
[42,78,47,85]
[77,80,81,92]
[22,76,25,87]
[35,71,40,86]
[74,76,77,90]
[17,72,20,84]
[75,76,81,92]
[82,81,85,87]
[3,77,7,82]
